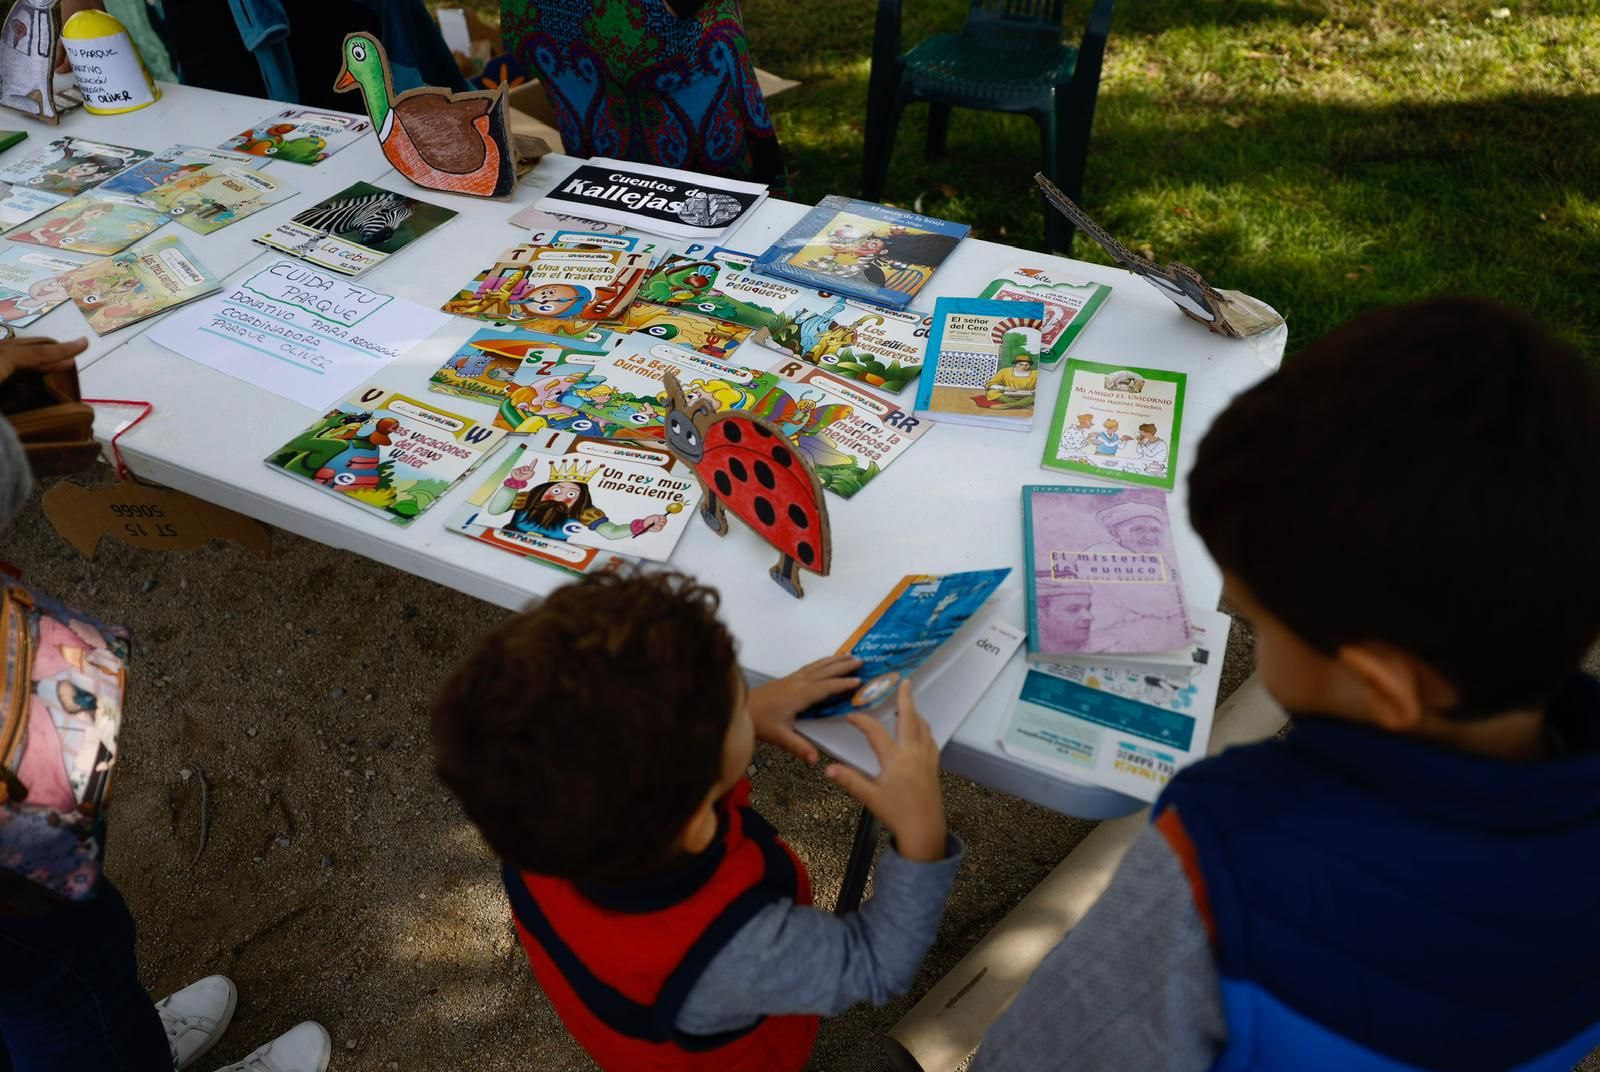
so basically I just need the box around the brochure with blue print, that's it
[802,569,1012,720]
[752,195,969,309]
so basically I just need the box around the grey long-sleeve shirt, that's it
[674,835,965,1034]
[973,824,1226,1071]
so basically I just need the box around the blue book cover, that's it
[914,297,1045,429]
[802,569,1011,719]
[753,195,968,309]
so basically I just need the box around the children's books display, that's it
[979,268,1110,368]
[914,298,1045,431]
[753,195,968,309]
[333,33,544,200]
[1035,173,1284,339]
[1000,608,1230,802]
[802,595,1026,776]
[219,106,372,165]
[256,181,458,277]
[0,182,63,229]
[660,369,830,598]
[441,243,651,332]
[60,234,220,335]
[7,192,167,255]
[0,245,90,327]
[801,569,1013,720]
[640,251,932,393]
[534,157,767,241]
[136,165,294,236]
[98,145,261,196]
[1023,484,1193,660]
[750,353,931,499]
[0,137,148,195]
[448,432,703,575]
[266,384,506,525]
[1043,360,1186,490]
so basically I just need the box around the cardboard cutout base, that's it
[42,482,270,560]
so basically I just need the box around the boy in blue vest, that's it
[976,297,1600,1071]
[432,571,963,1072]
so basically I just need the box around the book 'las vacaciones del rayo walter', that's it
[534,158,768,242]
[753,195,969,309]
[1023,484,1193,660]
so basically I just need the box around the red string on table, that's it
[82,398,154,483]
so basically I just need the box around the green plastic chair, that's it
[862,0,1116,251]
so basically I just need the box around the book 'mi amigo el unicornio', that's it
[1023,484,1193,661]
[913,297,1045,431]
[802,569,1012,720]
[1043,360,1186,490]
[264,385,506,525]
[753,195,969,309]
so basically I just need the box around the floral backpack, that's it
[0,574,130,901]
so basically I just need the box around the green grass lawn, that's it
[455,0,1600,353]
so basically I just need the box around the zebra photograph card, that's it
[255,181,458,277]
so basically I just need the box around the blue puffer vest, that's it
[1156,674,1600,1071]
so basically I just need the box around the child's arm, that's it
[675,683,960,1033]
[970,822,1225,1072]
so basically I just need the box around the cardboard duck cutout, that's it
[333,33,546,200]
[660,370,831,599]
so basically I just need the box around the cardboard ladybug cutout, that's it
[661,370,831,598]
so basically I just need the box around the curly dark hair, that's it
[432,571,739,882]
[1190,297,1600,719]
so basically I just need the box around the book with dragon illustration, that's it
[0,245,91,327]
[980,267,1111,367]
[747,350,931,499]
[98,144,263,196]
[60,235,220,335]
[136,164,295,236]
[448,432,704,575]
[0,183,65,229]
[6,192,168,255]
[256,180,459,276]
[1043,360,1187,490]
[1023,484,1194,661]
[0,137,151,195]
[440,243,651,332]
[913,298,1046,431]
[801,569,1013,720]
[265,384,506,525]
[218,107,372,165]
[752,195,969,309]
[562,335,779,439]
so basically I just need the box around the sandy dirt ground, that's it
[18,471,1593,1072]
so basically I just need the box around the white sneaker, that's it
[156,975,238,1071]
[211,1022,332,1072]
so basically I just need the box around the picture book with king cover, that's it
[448,432,703,575]
[1023,484,1193,660]
[753,195,969,308]
[265,385,506,525]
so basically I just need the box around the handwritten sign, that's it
[41,482,270,560]
[147,260,449,408]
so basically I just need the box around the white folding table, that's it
[2,84,1288,835]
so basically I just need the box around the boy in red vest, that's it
[433,571,963,1071]
[975,298,1600,1071]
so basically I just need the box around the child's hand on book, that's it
[748,654,863,764]
[825,682,947,863]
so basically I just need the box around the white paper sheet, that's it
[148,260,449,409]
